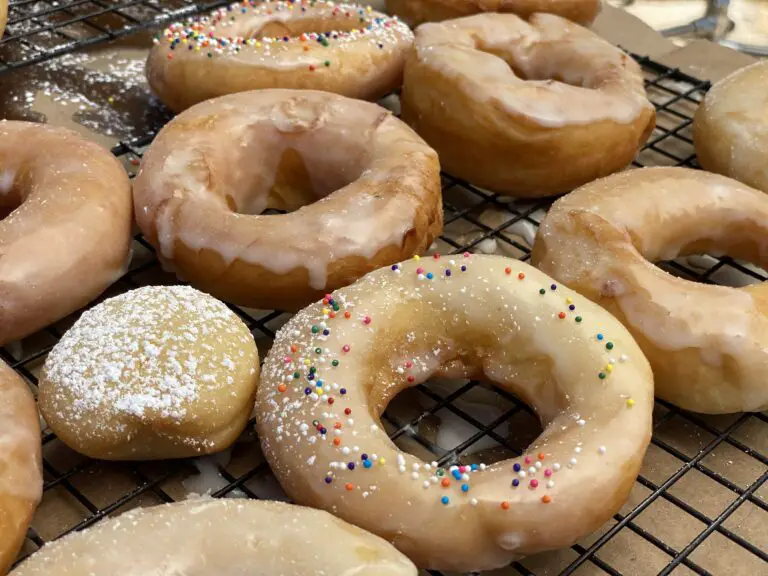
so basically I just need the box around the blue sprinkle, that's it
[569,304,576,311]
[340,388,347,395]
[452,469,462,480]
[307,373,314,381]
[597,334,604,341]
[304,387,312,395]
[316,380,323,387]
[323,329,330,336]
[551,284,557,290]
[325,476,332,484]
[445,269,452,277]
[513,463,521,472]
[471,464,478,471]
[426,272,434,280]
[361,454,369,460]
[512,479,520,487]
[460,265,467,272]
[441,496,450,505]
[461,484,469,493]
[347,462,355,470]
[391,264,399,270]
[363,460,373,469]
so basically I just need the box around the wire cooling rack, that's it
[1,4,766,575]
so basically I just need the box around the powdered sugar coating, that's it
[39,285,259,460]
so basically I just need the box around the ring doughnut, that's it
[401,13,655,197]
[10,498,417,575]
[147,0,413,112]
[532,167,768,414]
[39,285,260,460]
[0,121,133,345]
[387,0,601,27]
[693,61,768,194]
[0,361,42,575]
[255,254,654,571]
[133,89,442,311]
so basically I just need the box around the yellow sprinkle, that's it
[626,398,635,408]
[379,457,386,465]
[317,388,324,395]
[566,297,573,304]
[107,97,114,104]
[413,255,421,261]
[605,365,613,373]
[194,46,201,52]
[322,308,329,314]
[256,42,262,48]
[303,359,310,366]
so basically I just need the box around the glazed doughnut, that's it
[0,0,7,38]
[10,498,418,575]
[694,61,768,194]
[387,0,601,27]
[0,121,133,346]
[401,13,655,197]
[0,361,42,575]
[532,167,768,414]
[133,89,442,311]
[255,254,654,571]
[38,285,259,460]
[147,0,413,112]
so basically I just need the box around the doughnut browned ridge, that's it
[133,89,442,311]
[0,121,133,345]
[387,0,601,27]
[0,361,42,575]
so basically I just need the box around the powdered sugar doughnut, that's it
[255,255,654,571]
[147,0,413,112]
[38,286,259,460]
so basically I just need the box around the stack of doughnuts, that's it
[4,0,768,574]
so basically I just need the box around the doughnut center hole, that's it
[0,175,22,220]
[385,378,544,466]
[231,18,363,41]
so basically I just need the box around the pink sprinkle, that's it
[416,267,424,275]
[405,361,413,369]
[463,252,470,258]
[342,345,350,353]
[524,456,532,464]
[544,469,552,477]
[363,316,371,325]
[283,356,292,363]
[459,466,467,473]
[433,253,440,260]
[530,479,539,488]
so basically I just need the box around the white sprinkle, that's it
[552,463,561,471]
[619,354,628,362]
[411,472,419,480]
[569,458,577,468]
[398,466,406,474]
[519,470,527,478]
[598,446,607,455]
[577,419,586,426]
[574,446,582,454]
[535,461,542,469]
[423,481,430,489]
[307,456,316,466]
[412,463,420,471]
[479,463,487,471]
[341,447,350,455]
[547,480,555,489]
[528,467,536,475]
[470,498,478,506]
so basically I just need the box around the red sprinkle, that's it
[405,361,413,368]
[505,267,512,275]
[333,438,341,446]
[309,64,316,71]
[501,501,510,510]
[327,398,335,405]
[558,312,566,319]
[342,345,351,353]
[538,452,546,460]
[344,408,352,415]
[407,376,415,383]
[433,253,440,260]
[344,312,351,319]
[363,316,371,325]
[518,272,525,280]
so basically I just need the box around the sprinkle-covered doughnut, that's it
[10,499,417,575]
[39,285,260,460]
[533,167,768,414]
[387,0,602,27]
[255,254,654,571]
[147,0,414,112]
[133,89,442,311]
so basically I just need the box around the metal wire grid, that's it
[0,0,232,71]
[0,8,766,572]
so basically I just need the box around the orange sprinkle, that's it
[345,483,354,491]
[501,501,510,510]
[344,311,351,319]
[334,422,342,429]
[538,452,545,460]
[505,267,512,275]
[329,312,336,319]
[542,495,552,504]
[333,438,341,446]
[303,45,310,51]
[518,272,525,280]
[277,384,287,393]
[290,345,298,353]
[558,312,566,319]
[441,478,450,488]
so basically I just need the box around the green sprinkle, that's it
[324,60,331,67]
[598,372,606,380]
[606,342,614,350]
[332,360,339,367]
[293,372,300,379]
[539,288,546,295]
[309,367,317,374]
[311,325,320,334]
[575,316,582,323]
[315,347,322,354]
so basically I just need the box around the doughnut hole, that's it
[0,169,25,220]
[242,16,366,40]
